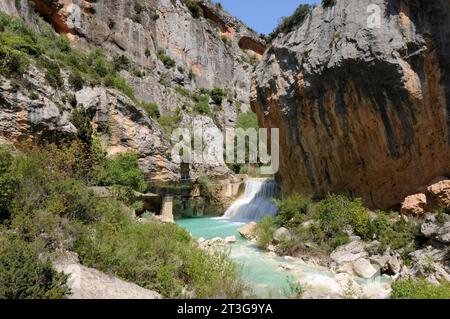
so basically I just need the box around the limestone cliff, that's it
[0,0,265,181]
[252,0,450,209]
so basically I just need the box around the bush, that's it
[157,51,176,69]
[184,0,204,19]
[39,56,63,88]
[70,107,93,144]
[113,54,132,72]
[314,194,371,240]
[0,236,69,299]
[255,216,277,249]
[0,146,15,221]
[274,193,312,227]
[68,71,84,91]
[391,279,450,299]
[268,4,311,41]
[141,102,161,119]
[97,152,147,192]
[210,87,224,105]
[236,111,259,130]
[194,96,210,114]
[103,73,134,98]
[0,45,29,76]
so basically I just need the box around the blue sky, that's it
[212,0,319,35]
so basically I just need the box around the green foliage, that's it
[158,114,181,134]
[268,4,311,42]
[38,56,63,88]
[314,194,371,241]
[68,70,84,91]
[70,107,93,144]
[103,73,134,99]
[0,146,15,221]
[194,96,210,114]
[157,51,176,69]
[255,216,277,249]
[184,0,204,19]
[73,207,245,298]
[141,102,161,119]
[45,178,100,222]
[283,276,304,299]
[391,279,450,299]
[210,87,224,105]
[97,152,146,192]
[0,236,69,299]
[113,54,132,72]
[274,193,313,227]
[0,45,29,76]
[236,111,259,130]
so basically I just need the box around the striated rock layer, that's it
[252,0,450,209]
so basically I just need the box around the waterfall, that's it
[224,178,278,221]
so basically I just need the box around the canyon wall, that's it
[252,0,450,209]
[0,0,265,181]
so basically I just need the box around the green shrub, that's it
[103,73,134,98]
[113,54,132,72]
[46,178,100,222]
[255,216,277,249]
[0,45,29,76]
[88,48,110,77]
[68,71,84,91]
[194,96,210,114]
[184,0,204,19]
[210,87,224,105]
[314,194,371,240]
[0,236,69,299]
[70,107,93,144]
[97,152,146,192]
[391,279,450,299]
[274,193,313,227]
[268,4,311,41]
[0,146,15,221]
[158,114,181,134]
[236,111,259,130]
[39,56,63,88]
[141,102,161,119]
[157,51,176,68]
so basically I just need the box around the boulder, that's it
[400,246,450,283]
[330,240,368,275]
[401,193,428,216]
[224,235,237,244]
[387,253,402,275]
[352,258,379,279]
[273,227,292,243]
[427,180,450,207]
[238,222,257,241]
[330,240,368,265]
[369,255,390,270]
[421,213,450,244]
[53,251,161,299]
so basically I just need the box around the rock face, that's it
[401,193,428,216]
[0,0,265,181]
[53,251,162,299]
[252,0,450,209]
[238,222,257,240]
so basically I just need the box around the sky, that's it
[211,0,319,35]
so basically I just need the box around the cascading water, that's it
[224,178,278,221]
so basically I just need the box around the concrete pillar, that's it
[160,196,174,222]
